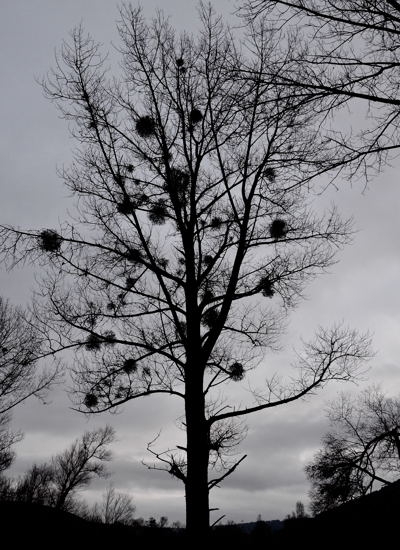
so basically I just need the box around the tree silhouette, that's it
[306,387,400,514]
[0,4,370,536]
[90,484,136,525]
[51,425,114,510]
[0,297,58,475]
[0,297,58,416]
[14,463,55,505]
[13,426,114,510]
[0,415,22,474]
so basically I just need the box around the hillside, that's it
[1,481,400,548]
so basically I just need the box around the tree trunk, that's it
[185,370,210,538]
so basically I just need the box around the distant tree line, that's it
[0,423,176,528]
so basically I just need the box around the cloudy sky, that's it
[1,0,400,525]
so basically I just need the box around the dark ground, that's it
[2,481,399,549]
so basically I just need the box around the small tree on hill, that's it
[91,484,136,525]
[306,387,400,514]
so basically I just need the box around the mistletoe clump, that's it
[122,358,137,374]
[39,229,62,252]
[102,330,116,345]
[84,393,98,409]
[117,196,135,215]
[176,57,184,67]
[189,108,203,124]
[263,167,276,182]
[228,362,245,381]
[258,276,274,298]
[148,200,167,225]
[85,333,102,351]
[135,115,156,137]
[210,216,223,230]
[126,248,143,264]
[270,219,287,240]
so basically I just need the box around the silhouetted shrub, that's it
[39,230,62,252]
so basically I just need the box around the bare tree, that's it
[51,425,114,510]
[0,474,14,501]
[0,297,57,415]
[0,297,58,475]
[14,463,55,505]
[306,387,400,514]
[243,1,400,177]
[92,484,136,525]
[12,426,114,510]
[0,414,22,474]
[0,4,370,535]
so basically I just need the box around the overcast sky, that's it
[1,0,400,525]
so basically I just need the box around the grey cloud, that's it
[2,0,400,526]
